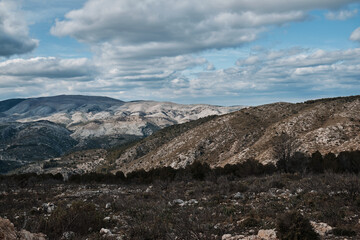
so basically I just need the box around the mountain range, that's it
[2,95,360,176]
[0,95,243,173]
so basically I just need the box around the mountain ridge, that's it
[105,95,360,174]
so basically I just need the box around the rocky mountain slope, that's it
[0,95,242,173]
[106,95,360,174]
[0,121,77,173]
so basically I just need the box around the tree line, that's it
[0,150,359,185]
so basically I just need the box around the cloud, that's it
[0,56,98,101]
[47,0,359,102]
[0,57,94,80]
[0,0,38,57]
[186,48,360,98]
[350,27,360,42]
[1,48,359,104]
[60,48,360,103]
[51,0,321,60]
[0,54,207,101]
[3,0,360,103]
[325,9,358,20]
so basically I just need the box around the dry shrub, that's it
[277,211,319,240]
[38,201,104,239]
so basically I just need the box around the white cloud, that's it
[350,27,360,42]
[0,0,38,57]
[2,0,360,103]
[1,48,360,104]
[187,48,360,97]
[0,57,94,80]
[326,9,358,20]
[47,0,360,97]
[51,0,317,60]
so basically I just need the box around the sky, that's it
[0,0,360,106]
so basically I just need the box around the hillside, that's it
[0,95,242,173]
[0,121,77,173]
[107,95,360,174]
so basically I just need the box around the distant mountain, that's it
[0,120,77,173]
[0,95,243,173]
[2,95,124,119]
[103,95,360,174]
[0,98,26,113]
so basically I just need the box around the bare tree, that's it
[273,132,296,172]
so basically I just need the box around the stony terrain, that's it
[0,173,359,239]
[14,149,107,178]
[108,95,360,174]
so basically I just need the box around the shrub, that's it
[309,151,324,173]
[187,161,211,180]
[39,201,104,239]
[43,160,59,169]
[333,227,356,237]
[277,211,319,240]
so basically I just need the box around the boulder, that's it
[0,218,16,240]
[257,229,277,239]
[310,221,332,236]
[0,217,46,240]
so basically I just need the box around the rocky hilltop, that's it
[0,95,242,173]
[108,95,360,173]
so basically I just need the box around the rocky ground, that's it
[1,173,359,239]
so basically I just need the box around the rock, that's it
[222,229,277,240]
[105,203,111,209]
[173,199,185,205]
[61,231,75,240]
[233,192,244,199]
[104,216,111,221]
[42,203,55,213]
[257,229,277,239]
[100,228,112,235]
[0,217,46,240]
[310,221,332,236]
[222,234,232,240]
[187,199,198,205]
[145,185,153,193]
[0,217,16,240]
[170,198,198,207]
[221,234,246,240]
[19,230,47,240]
